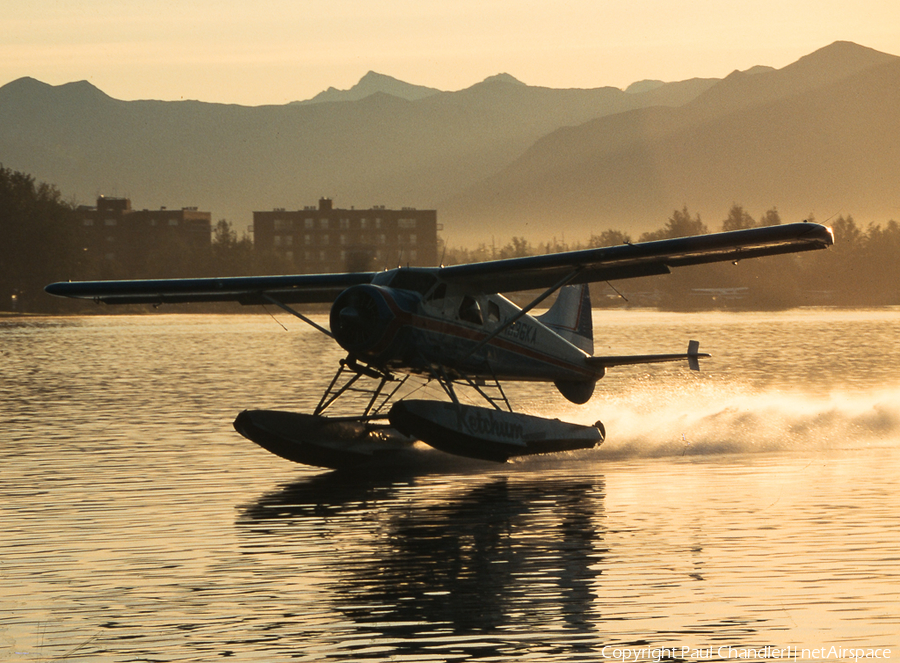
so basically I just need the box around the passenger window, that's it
[459,296,483,325]
[487,300,501,324]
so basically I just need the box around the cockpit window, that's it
[426,283,447,302]
[459,295,483,325]
[387,270,437,295]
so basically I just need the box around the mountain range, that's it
[1,41,897,245]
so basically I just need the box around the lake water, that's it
[2,309,899,662]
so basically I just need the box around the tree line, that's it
[441,205,899,310]
[0,167,269,313]
[1,166,897,313]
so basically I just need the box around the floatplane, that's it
[46,222,833,469]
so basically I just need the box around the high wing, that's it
[436,222,833,294]
[45,272,376,305]
[45,222,833,304]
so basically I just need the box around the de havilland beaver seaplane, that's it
[46,222,833,469]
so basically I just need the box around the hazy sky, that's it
[2,0,898,105]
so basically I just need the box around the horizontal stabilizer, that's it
[588,340,709,372]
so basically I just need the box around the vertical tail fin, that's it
[537,284,593,354]
[688,339,701,371]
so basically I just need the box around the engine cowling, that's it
[330,284,430,365]
[330,285,394,357]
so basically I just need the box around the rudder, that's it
[537,284,593,354]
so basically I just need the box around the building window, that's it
[104,218,117,226]
[274,219,290,230]
[285,250,293,262]
[305,234,312,245]
[378,234,386,244]
[169,218,179,226]
[339,218,350,229]
[83,219,94,226]
[305,218,314,229]
[398,218,417,228]
[321,234,329,245]
[360,218,368,229]
[340,234,347,245]
[274,235,282,247]
[409,249,418,261]
[375,218,382,229]
[320,219,329,230]
[409,234,417,244]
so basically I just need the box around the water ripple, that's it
[2,312,899,661]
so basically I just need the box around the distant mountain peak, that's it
[60,79,111,99]
[0,76,52,98]
[2,75,45,89]
[0,76,112,104]
[721,64,775,81]
[624,80,666,94]
[784,40,898,78]
[357,71,399,85]
[814,40,887,57]
[481,73,526,86]
[742,65,775,76]
[298,71,441,105]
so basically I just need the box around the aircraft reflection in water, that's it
[46,222,833,468]
[239,473,605,646]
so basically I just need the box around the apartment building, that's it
[253,198,438,273]
[76,196,211,266]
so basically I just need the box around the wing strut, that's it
[427,364,512,412]
[262,294,334,339]
[463,267,583,361]
[314,357,407,418]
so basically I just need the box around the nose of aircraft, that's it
[338,304,361,327]
[330,284,394,355]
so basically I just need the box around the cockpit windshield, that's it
[387,270,438,295]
